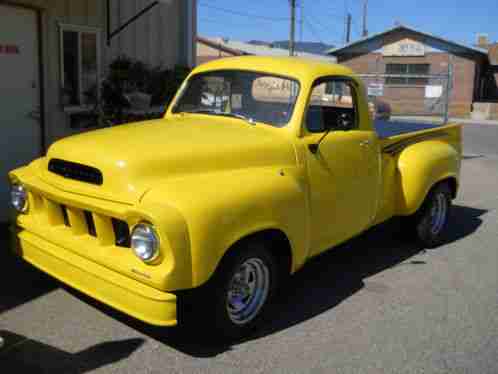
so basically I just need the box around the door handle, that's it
[360,140,371,147]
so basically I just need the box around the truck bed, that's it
[374,120,441,139]
[375,120,462,159]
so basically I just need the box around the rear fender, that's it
[396,140,460,216]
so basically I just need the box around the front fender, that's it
[141,167,309,289]
[396,140,460,216]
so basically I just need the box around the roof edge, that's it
[326,25,488,56]
[197,36,248,56]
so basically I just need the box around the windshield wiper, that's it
[180,109,256,125]
[219,112,256,125]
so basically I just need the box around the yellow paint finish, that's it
[8,56,462,327]
[18,231,177,326]
[379,124,462,217]
[93,213,115,246]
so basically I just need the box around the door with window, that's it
[303,78,380,256]
[0,5,41,222]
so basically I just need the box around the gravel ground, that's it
[0,123,497,374]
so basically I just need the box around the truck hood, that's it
[40,116,296,204]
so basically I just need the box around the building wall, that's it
[5,0,195,148]
[334,29,487,117]
[108,0,195,69]
[338,51,481,117]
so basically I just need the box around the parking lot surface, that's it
[1,123,497,373]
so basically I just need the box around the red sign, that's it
[0,44,20,55]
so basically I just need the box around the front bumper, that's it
[13,229,177,327]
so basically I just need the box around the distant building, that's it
[197,36,335,66]
[474,34,498,102]
[327,25,490,117]
[471,34,498,119]
[257,41,335,55]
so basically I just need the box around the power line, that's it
[198,3,289,22]
[304,16,325,44]
[307,12,344,34]
[199,18,271,29]
[312,0,347,18]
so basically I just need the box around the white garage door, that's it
[0,5,42,222]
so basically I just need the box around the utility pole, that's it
[300,0,304,42]
[346,13,352,43]
[289,0,296,56]
[362,0,368,37]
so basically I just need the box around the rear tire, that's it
[408,183,452,248]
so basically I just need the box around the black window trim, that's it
[304,75,360,134]
[385,63,430,86]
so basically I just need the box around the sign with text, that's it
[383,38,425,57]
[368,83,384,97]
[0,44,20,55]
[425,85,443,98]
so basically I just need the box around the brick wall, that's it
[337,52,480,117]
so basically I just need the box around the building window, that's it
[59,24,101,107]
[385,63,430,85]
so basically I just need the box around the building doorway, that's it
[0,4,43,222]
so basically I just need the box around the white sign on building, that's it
[383,38,425,57]
[368,83,384,97]
[425,85,443,98]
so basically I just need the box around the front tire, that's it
[410,183,452,248]
[187,240,279,341]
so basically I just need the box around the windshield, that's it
[172,70,300,127]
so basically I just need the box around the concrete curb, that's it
[391,116,498,126]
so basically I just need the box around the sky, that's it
[198,0,498,48]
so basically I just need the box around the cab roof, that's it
[192,56,356,83]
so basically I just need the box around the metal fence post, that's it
[443,60,453,124]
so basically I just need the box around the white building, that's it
[0,0,196,222]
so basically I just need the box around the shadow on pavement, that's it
[0,224,58,315]
[0,330,144,373]
[64,204,485,357]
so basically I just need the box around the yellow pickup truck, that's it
[9,56,461,340]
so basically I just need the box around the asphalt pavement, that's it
[1,123,497,373]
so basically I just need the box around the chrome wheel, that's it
[429,192,448,235]
[226,258,270,325]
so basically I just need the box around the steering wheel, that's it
[337,112,353,130]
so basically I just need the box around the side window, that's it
[306,79,357,133]
[60,25,100,107]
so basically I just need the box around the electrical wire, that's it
[304,16,325,44]
[198,2,290,22]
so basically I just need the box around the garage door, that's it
[0,5,42,222]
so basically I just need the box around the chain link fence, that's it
[358,65,453,124]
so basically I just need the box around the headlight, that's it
[131,223,160,262]
[10,183,28,213]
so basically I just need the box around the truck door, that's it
[303,78,380,256]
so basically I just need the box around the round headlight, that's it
[11,183,28,213]
[131,223,160,262]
